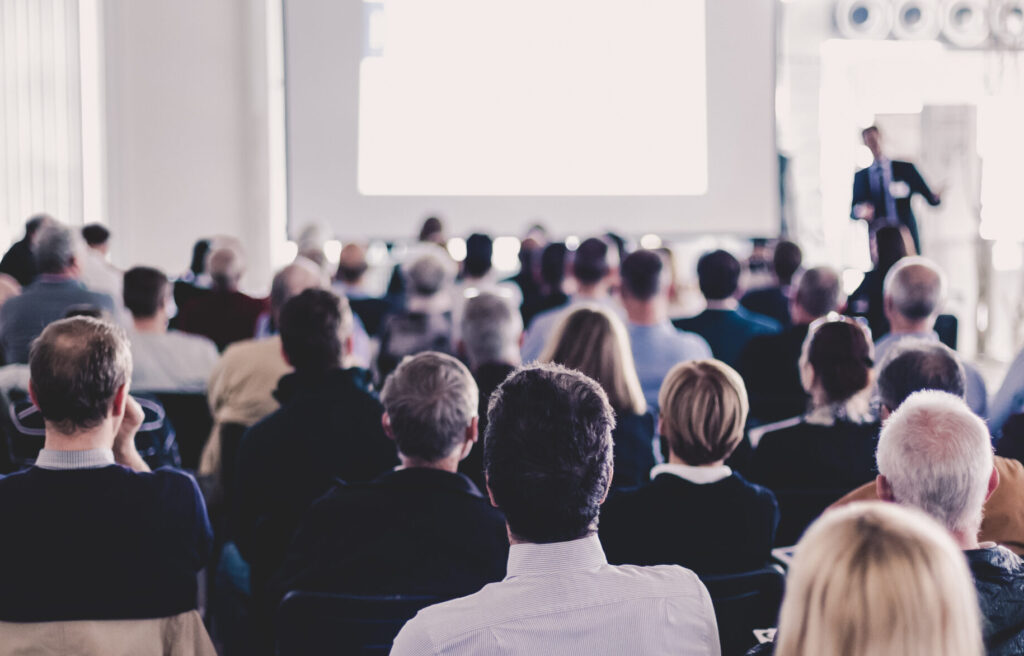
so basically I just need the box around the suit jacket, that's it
[600,472,778,575]
[738,325,811,424]
[270,468,508,606]
[673,307,780,368]
[851,160,940,250]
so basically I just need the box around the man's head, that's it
[620,249,666,303]
[862,125,883,160]
[28,317,132,436]
[877,340,966,417]
[34,223,82,276]
[791,266,841,325]
[696,249,741,301]
[335,244,368,285]
[270,259,324,325]
[773,241,803,286]
[883,256,945,331]
[659,360,748,466]
[208,246,244,292]
[278,288,354,373]
[405,250,450,298]
[876,391,996,540]
[380,352,479,467]
[123,267,170,320]
[464,233,493,279]
[25,214,53,243]
[484,363,615,543]
[81,224,111,254]
[460,292,522,370]
[572,238,614,290]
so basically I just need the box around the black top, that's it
[600,472,778,575]
[740,286,791,330]
[459,361,516,491]
[738,325,811,424]
[0,465,212,622]
[0,238,36,288]
[967,546,1024,656]
[270,468,508,606]
[611,412,657,490]
[847,268,889,340]
[673,307,780,368]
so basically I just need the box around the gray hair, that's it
[380,351,479,462]
[461,292,522,369]
[883,257,946,321]
[877,340,966,412]
[876,390,993,536]
[34,224,80,274]
[405,250,450,297]
[270,258,324,316]
[794,266,841,318]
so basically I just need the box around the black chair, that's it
[276,591,444,656]
[773,488,852,547]
[153,392,214,470]
[934,313,958,351]
[700,566,785,656]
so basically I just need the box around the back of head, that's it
[419,216,444,244]
[381,352,478,462]
[461,292,522,369]
[884,257,945,321]
[572,238,611,286]
[876,390,993,535]
[123,267,169,319]
[270,259,324,318]
[25,214,53,240]
[659,360,748,465]
[189,239,211,276]
[540,242,568,288]
[804,319,873,403]
[620,249,664,302]
[405,250,450,297]
[773,241,803,285]
[877,341,966,412]
[208,247,244,291]
[539,306,646,415]
[29,317,132,435]
[34,224,79,275]
[875,227,907,271]
[696,249,740,300]
[794,266,841,319]
[279,288,353,373]
[81,224,110,248]
[776,502,983,656]
[463,233,493,278]
[484,363,615,543]
[335,243,368,284]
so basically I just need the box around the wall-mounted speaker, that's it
[892,0,943,38]
[940,0,992,47]
[835,0,895,38]
[990,0,1024,46]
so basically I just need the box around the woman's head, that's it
[776,502,983,656]
[799,317,873,406]
[539,305,645,416]
[658,360,748,465]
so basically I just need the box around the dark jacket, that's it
[611,411,657,490]
[967,546,1024,656]
[270,468,508,606]
[0,238,36,287]
[851,160,940,253]
[673,307,780,368]
[740,286,791,330]
[847,268,889,340]
[177,289,268,351]
[600,472,778,575]
[738,324,811,424]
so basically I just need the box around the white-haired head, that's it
[883,256,945,330]
[876,390,994,538]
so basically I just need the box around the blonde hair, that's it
[776,502,984,656]
[539,305,646,415]
[658,360,748,465]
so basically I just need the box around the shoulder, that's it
[167,330,218,352]
[749,416,803,448]
[729,473,779,505]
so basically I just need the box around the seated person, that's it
[600,360,778,574]
[176,245,267,351]
[123,266,219,393]
[0,317,212,623]
[740,240,802,329]
[392,363,720,655]
[270,352,507,605]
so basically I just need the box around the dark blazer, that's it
[270,468,508,606]
[740,286,791,330]
[673,307,781,368]
[851,160,940,253]
[600,472,779,575]
[611,411,657,490]
[967,546,1024,656]
[0,238,36,287]
[847,268,889,340]
[738,324,811,424]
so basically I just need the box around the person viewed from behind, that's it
[740,240,802,329]
[0,214,52,287]
[176,245,267,351]
[79,223,123,304]
[539,305,654,489]
[391,363,721,655]
[172,238,212,315]
[847,225,906,339]
[333,243,390,338]
[600,360,778,574]
[520,241,569,327]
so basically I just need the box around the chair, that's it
[276,591,444,656]
[934,313,958,351]
[154,393,214,470]
[700,566,786,656]
[773,488,852,547]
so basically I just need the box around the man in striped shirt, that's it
[392,363,721,655]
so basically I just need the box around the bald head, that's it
[208,247,245,291]
[883,257,945,326]
[270,259,324,319]
[336,243,368,284]
[793,266,841,321]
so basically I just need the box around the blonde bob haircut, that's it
[539,305,646,416]
[658,359,748,466]
[776,502,983,656]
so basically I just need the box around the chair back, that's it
[276,591,444,656]
[154,393,214,470]
[996,413,1024,464]
[773,487,851,547]
[934,313,958,350]
[700,566,785,656]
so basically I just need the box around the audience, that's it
[540,305,655,489]
[173,238,213,314]
[520,241,569,326]
[176,245,267,351]
[619,249,711,414]
[79,223,123,303]
[600,360,779,574]
[270,352,507,606]
[674,249,780,367]
[739,267,842,424]
[0,214,51,287]
[875,256,987,416]
[123,266,219,393]
[333,242,390,337]
[391,363,720,655]
[873,390,1024,654]
[0,223,116,364]
[848,225,906,339]
[739,240,802,329]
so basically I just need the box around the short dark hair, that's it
[862,125,880,139]
[795,267,840,318]
[877,341,966,411]
[620,250,663,301]
[696,249,740,300]
[484,363,615,543]
[189,239,211,276]
[807,320,873,402]
[29,317,132,435]
[81,224,110,247]
[419,216,443,242]
[25,214,50,238]
[464,233,493,278]
[279,289,351,373]
[572,238,611,286]
[773,241,802,285]
[123,267,169,319]
[540,242,568,287]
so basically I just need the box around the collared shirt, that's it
[628,320,712,413]
[870,158,898,224]
[34,448,115,471]
[651,462,732,485]
[391,534,721,655]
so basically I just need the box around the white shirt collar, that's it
[506,534,607,578]
[35,448,116,470]
[651,462,732,485]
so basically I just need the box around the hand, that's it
[854,203,875,221]
[113,396,150,472]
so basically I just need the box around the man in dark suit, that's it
[673,249,780,368]
[270,352,507,608]
[851,125,940,254]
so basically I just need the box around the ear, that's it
[343,334,354,358]
[799,359,816,394]
[876,475,895,502]
[879,405,892,420]
[458,416,479,462]
[110,383,129,419]
[518,331,525,349]
[657,415,665,439]
[381,412,395,441]
[883,295,895,320]
[985,466,1000,503]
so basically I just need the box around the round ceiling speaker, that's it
[991,0,1024,47]
[941,0,991,47]
[892,0,943,39]
[835,0,894,39]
